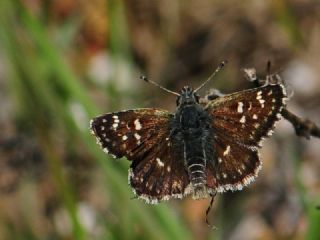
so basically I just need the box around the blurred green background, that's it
[0,0,320,239]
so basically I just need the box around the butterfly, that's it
[90,62,287,204]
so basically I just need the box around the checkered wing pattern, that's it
[205,84,287,191]
[90,108,190,203]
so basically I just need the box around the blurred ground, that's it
[0,0,320,239]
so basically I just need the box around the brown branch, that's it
[281,109,320,140]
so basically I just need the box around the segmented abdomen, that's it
[184,139,207,187]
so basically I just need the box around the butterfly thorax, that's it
[171,86,213,199]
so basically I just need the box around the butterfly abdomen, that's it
[184,138,209,199]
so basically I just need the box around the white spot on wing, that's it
[259,99,265,108]
[253,114,258,119]
[134,119,142,130]
[134,133,141,140]
[223,145,231,156]
[237,102,244,113]
[240,115,246,123]
[256,91,262,100]
[134,133,141,144]
[156,158,164,167]
[112,123,118,129]
[122,135,128,141]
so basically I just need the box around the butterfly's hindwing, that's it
[129,136,190,203]
[206,135,261,192]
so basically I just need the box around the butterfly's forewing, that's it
[90,108,190,203]
[205,84,287,191]
[90,109,171,159]
[206,84,287,145]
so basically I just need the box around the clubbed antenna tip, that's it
[220,60,228,68]
[140,75,148,82]
[195,60,228,93]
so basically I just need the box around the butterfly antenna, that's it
[195,60,227,93]
[140,76,180,96]
[266,60,272,83]
[267,60,272,75]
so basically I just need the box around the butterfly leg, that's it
[205,191,217,229]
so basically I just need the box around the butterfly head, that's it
[176,86,200,106]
